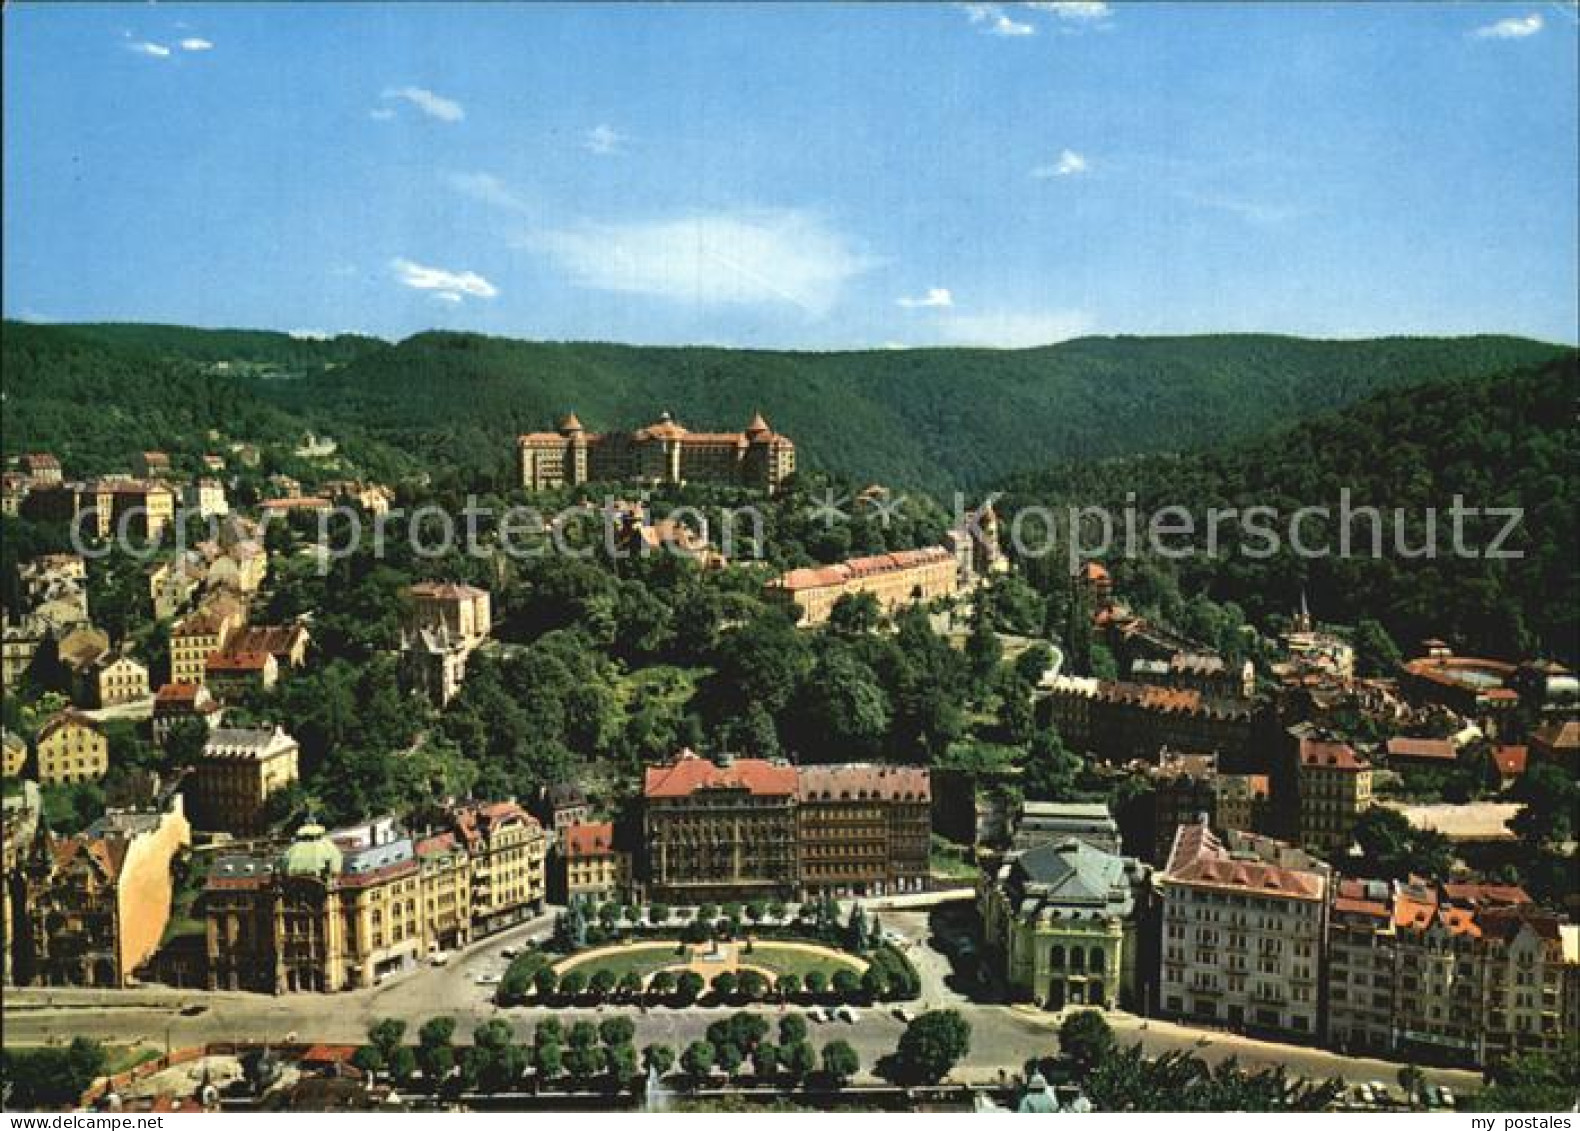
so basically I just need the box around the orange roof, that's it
[563,821,617,858]
[644,751,797,799]
[772,546,954,592]
[1164,822,1325,901]
[1492,745,1528,777]
[260,496,331,510]
[207,651,271,672]
[155,681,204,704]
[1386,736,1457,763]
[1442,881,1532,908]
[1298,737,1369,772]
[797,763,930,803]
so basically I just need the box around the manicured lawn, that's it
[555,941,689,979]
[739,942,864,979]
[554,939,864,982]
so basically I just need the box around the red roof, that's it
[563,821,617,858]
[300,1044,360,1065]
[1164,822,1325,901]
[644,751,797,799]
[1492,745,1528,777]
[1385,736,1457,763]
[207,651,272,672]
[156,681,204,704]
[771,547,954,593]
[1298,737,1369,772]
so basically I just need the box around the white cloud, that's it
[1026,1,1111,22]
[897,287,955,309]
[1032,149,1090,178]
[934,308,1095,348]
[1471,12,1543,38]
[1182,191,1303,225]
[959,3,1035,36]
[525,209,874,316]
[128,40,171,58]
[369,108,397,121]
[584,124,626,155]
[449,171,531,213]
[390,257,498,302]
[179,37,213,51]
[382,86,465,122]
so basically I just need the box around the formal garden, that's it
[496,896,920,1008]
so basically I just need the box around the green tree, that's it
[820,1040,859,1086]
[779,1013,808,1046]
[1059,1010,1115,1079]
[676,970,705,1003]
[783,1040,816,1083]
[715,1042,744,1078]
[710,971,738,1000]
[752,1041,780,1080]
[893,1010,972,1084]
[417,1016,457,1084]
[589,968,618,1000]
[599,1017,635,1048]
[642,1043,675,1076]
[1354,618,1403,676]
[681,1040,716,1082]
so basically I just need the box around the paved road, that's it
[2,909,1482,1097]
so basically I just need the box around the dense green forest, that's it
[998,354,1580,662]
[4,320,1566,491]
[0,321,412,479]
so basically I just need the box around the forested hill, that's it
[997,353,1580,662]
[256,331,1566,489]
[0,321,410,479]
[2,320,1568,491]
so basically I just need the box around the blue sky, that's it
[5,2,1577,348]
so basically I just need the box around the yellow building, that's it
[93,654,150,707]
[1289,734,1373,854]
[403,582,492,648]
[2,729,27,778]
[204,821,424,993]
[35,710,108,784]
[171,600,246,685]
[765,546,960,626]
[452,800,548,936]
[518,411,795,493]
[415,830,473,953]
[558,821,631,903]
[185,725,300,836]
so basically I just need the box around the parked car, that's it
[1369,1081,1391,1106]
[806,1007,827,1023]
[835,1006,860,1023]
[179,1003,208,1017]
[1438,1087,1455,1109]
[892,1006,915,1023]
[429,952,450,967]
[475,971,503,986]
[1352,1084,1374,1107]
[500,946,520,959]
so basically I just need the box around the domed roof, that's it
[280,822,342,877]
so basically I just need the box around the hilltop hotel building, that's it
[517,411,796,492]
